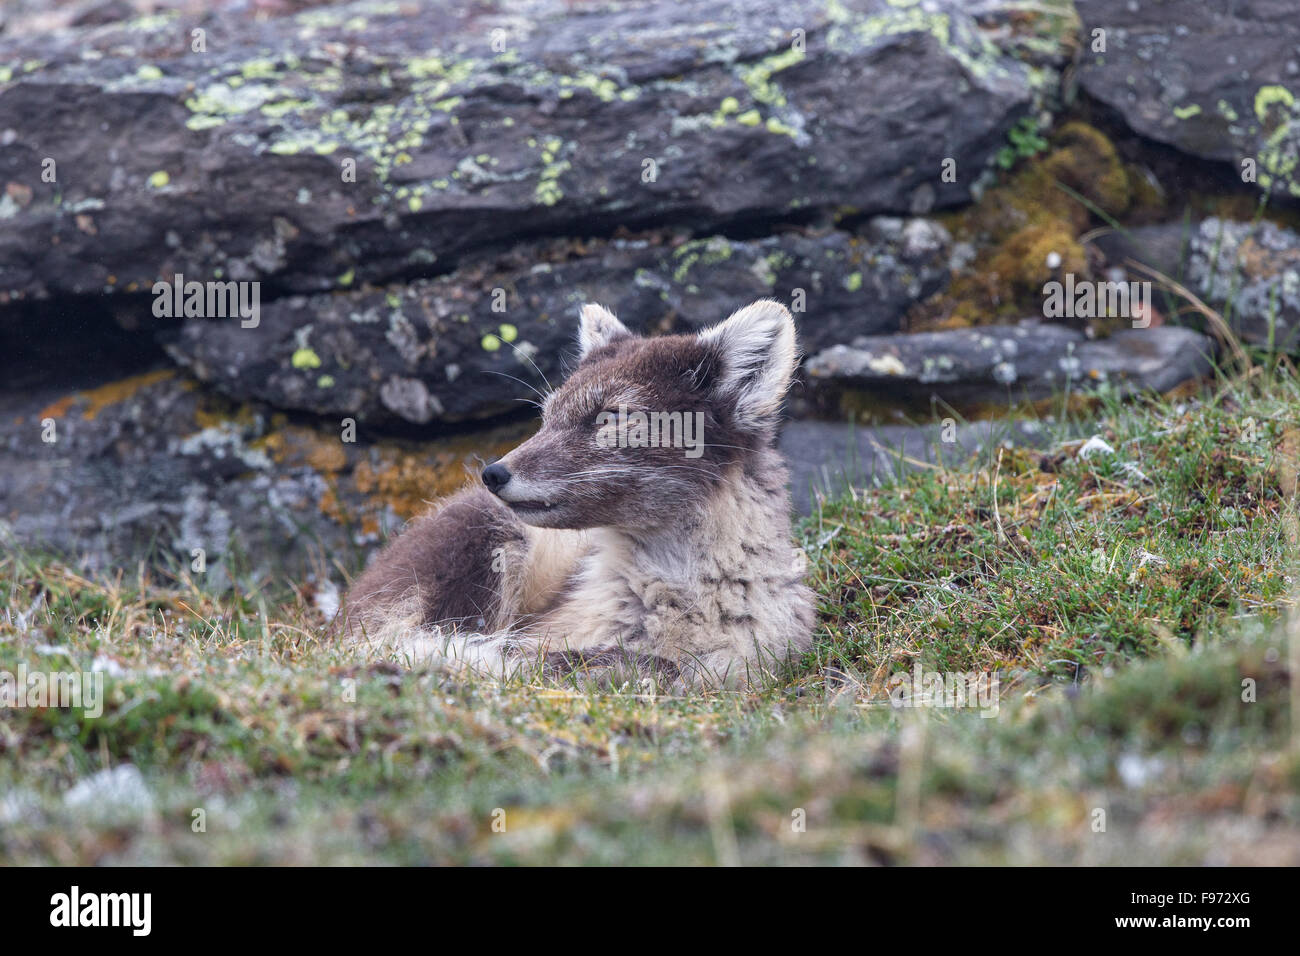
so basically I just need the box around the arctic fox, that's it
[343,299,815,690]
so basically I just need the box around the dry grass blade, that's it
[1124,257,1251,370]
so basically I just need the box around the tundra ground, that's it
[2,369,1297,864]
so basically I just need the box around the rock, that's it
[803,321,1215,405]
[1090,222,1186,279]
[1094,217,1300,351]
[1076,0,1300,200]
[162,222,950,426]
[0,0,145,37]
[0,368,533,580]
[1183,219,1300,349]
[69,0,137,28]
[0,0,1072,304]
[780,417,1058,514]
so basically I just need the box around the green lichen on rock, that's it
[291,347,322,370]
[1254,84,1300,198]
[533,136,571,207]
[672,237,735,283]
[1255,85,1295,124]
[736,46,805,108]
[825,0,1055,89]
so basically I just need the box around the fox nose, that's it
[481,462,512,494]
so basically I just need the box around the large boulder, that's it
[803,321,1215,405]
[0,0,1073,305]
[161,219,952,425]
[1076,0,1300,200]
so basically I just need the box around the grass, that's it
[805,372,1299,687]
[1,369,1298,865]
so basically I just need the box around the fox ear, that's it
[578,303,632,358]
[697,299,798,426]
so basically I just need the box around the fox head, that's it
[480,299,799,531]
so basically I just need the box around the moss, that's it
[987,223,1085,296]
[1035,121,1131,218]
[1123,163,1167,221]
[914,121,1129,329]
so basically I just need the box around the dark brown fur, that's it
[346,485,525,635]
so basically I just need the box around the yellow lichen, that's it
[259,424,349,474]
[351,428,528,518]
[37,369,177,422]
